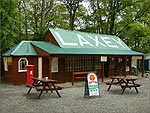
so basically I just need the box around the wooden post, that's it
[142,55,144,77]
[49,57,52,79]
[101,62,104,82]
[72,56,75,86]
[92,57,95,71]
[129,57,132,75]
[124,57,127,77]
[64,57,66,83]
[101,56,107,82]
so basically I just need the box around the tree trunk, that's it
[41,0,46,27]
[109,0,119,35]
[65,0,80,30]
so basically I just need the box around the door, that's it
[104,62,108,77]
[38,57,42,78]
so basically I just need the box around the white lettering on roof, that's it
[101,37,118,48]
[77,34,93,46]
[55,32,78,46]
[111,38,125,48]
[55,32,126,49]
[88,35,107,47]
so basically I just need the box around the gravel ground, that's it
[0,76,149,113]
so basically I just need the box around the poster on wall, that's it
[51,57,58,73]
[84,72,100,97]
[101,56,107,62]
[3,57,8,71]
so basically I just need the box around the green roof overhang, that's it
[31,41,143,56]
[2,28,143,57]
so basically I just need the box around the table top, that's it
[32,77,57,83]
[111,75,138,80]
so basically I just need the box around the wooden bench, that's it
[72,70,97,85]
[105,76,141,94]
[105,81,120,86]
[26,77,63,99]
[105,81,140,87]
[26,84,43,92]
[26,84,62,92]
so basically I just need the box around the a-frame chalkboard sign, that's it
[84,72,100,97]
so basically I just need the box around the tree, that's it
[63,0,83,30]
[0,0,21,52]
[0,0,150,54]
[117,0,150,53]
[18,0,28,40]
[82,0,150,53]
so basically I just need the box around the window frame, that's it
[65,56,96,72]
[18,58,28,72]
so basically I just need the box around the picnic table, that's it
[26,77,62,99]
[106,75,140,94]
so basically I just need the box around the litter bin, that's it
[26,65,34,85]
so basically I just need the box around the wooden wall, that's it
[3,55,132,85]
[3,56,38,85]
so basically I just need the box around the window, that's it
[94,57,102,69]
[74,57,84,71]
[18,58,28,72]
[118,58,123,62]
[65,57,94,72]
[51,57,58,73]
[65,57,72,72]
[84,57,93,70]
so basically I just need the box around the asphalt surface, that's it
[0,76,149,113]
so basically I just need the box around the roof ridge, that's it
[11,41,24,55]
[11,41,32,55]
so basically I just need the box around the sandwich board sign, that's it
[84,72,100,97]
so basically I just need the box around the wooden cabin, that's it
[2,28,144,85]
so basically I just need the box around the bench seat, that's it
[72,71,97,85]
[105,82,140,87]
[74,76,86,79]
[105,81,120,85]
[120,83,140,87]
[26,84,62,91]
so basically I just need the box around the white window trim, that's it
[18,58,28,72]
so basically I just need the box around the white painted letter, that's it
[101,37,118,48]
[77,34,93,46]
[88,35,107,47]
[111,38,125,48]
[55,32,78,46]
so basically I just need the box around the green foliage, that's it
[1,0,150,55]
[117,0,150,53]
[49,3,69,29]
[0,0,21,52]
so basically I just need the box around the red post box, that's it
[26,65,34,85]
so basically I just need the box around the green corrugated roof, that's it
[46,28,143,55]
[3,41,37,56]
[31,41,142,55]
[31,41,68,54]
[3,28,143,56]
[49,28,130,50]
